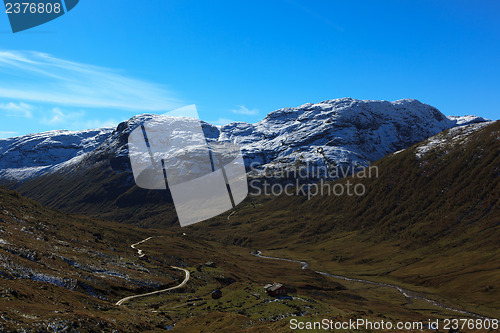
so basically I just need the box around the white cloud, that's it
[40,107,117,130]
[232,105,259,116]
[82,118,118,130]
[0,50,182,111]
[211,118,236,125]
[0,131,17,138]
[0,102,33,117]
[42,107,84,125]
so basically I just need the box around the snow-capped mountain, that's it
[0,98,489,183]
[0,128,113,181]
[447,115,490,126]
[217,98,477,177]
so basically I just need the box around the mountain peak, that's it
[0,127,114,181]
[447,115,491,126]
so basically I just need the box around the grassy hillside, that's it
[3,185,462,332]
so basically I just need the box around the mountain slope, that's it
[1,186,447,332]
[0,184,178,331]
[14,115,179,227]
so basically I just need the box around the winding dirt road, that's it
[252,250,492,320]
[115,237,190,306]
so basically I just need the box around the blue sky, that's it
[0,0,499,138]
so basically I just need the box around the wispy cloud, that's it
[40,107,117,130]
[0,50,182,111]
[0,102,33,117]
[82,119,118,129]
[211,118,236,125]
[42,107,84,125]
[232,105,259,116]
[0,131,17,138]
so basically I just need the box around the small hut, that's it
[264,283,288,297]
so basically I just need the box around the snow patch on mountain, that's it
[415,121,493,159]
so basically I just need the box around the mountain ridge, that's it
[0,98,491,227]
[0,98,489,184]
[0,128,113,182]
